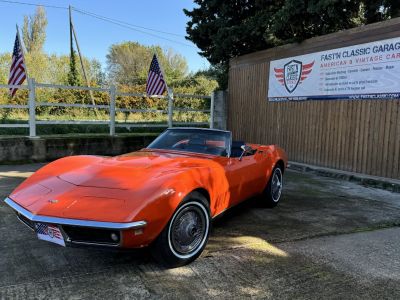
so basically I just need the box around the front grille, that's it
[17,213,35,230]
[62,225,121,246]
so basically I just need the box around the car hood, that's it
[57,150,211,189]
[8,150,218,222]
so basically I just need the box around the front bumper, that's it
[4,197,147,248]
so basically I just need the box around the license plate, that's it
[34,222,65,247]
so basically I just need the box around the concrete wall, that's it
[0,134,158,163]
[212,90,228,130]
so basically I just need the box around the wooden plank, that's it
[346,100,353,171]
[392,100,400,178]
[362,100,371,174]
[295,102,302,162]
[323,101,330,167]
[338,101,345,170]
[319,101,326,167]
[338,100,346,170]
[330,101,339,169]
[386,101,397,178]
[341,100,348,171]
[312,101,319,165]
[313,101,320,165]
[250,64,258,143]
[372,100,383,176]
[368,100,378,175]
[332,101,340,170]
[308,102,315,165]
[359,100,367,173]
[381,101,392,178]
[376,100,387,176]
[352,100,362,173]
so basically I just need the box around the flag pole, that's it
[15,24,29,80]
[69,6,97,108]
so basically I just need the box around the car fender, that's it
[123,167,215,247]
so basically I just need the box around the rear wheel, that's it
[262,166,283,207]
[151,192,210,268]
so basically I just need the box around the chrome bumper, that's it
[4,197,147,230]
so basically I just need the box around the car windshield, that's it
[147,128,231,157]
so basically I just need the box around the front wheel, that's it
[262,166,283,207]
[151,192,211,268]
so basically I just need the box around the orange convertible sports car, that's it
[5,128,287,267]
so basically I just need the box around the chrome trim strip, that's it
[4,197,147,230]
[16,214,35,232]
[69,240,120,248]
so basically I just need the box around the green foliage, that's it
[106,42,152,85]
[0,53,11,84]
[0,52,103,86]
[68,41,80,86]
[22,6,48,53]
[184,0,400,89]
[1,9,218,136]
[194,64,228,92]
[272,0,362,43]
[175,74,218,96]
[363,0,400,23]
[184,0,283,89]
[106,42,189,86]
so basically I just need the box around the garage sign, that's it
[268,37,400,101]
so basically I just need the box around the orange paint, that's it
[9,144,287,248]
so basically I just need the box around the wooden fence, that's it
[228,18,400,179]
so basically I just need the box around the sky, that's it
[0,0,209,72]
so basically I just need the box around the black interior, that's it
[230,141,256,158]
[231,141,245,157]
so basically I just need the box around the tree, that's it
[106,42,152,85]
[89,59,106,87]
[184,0,400,89]
[184,1,284,89]
[0,53,12,84]
[22,6,48,53]
[106,42,188,86]
[194,64,228,91]
[162,48,189,86]
[67,42,80,86]
[363,0,400,23]
[271,0,363,43]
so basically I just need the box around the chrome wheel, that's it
[271,168,283,202]
[168,201,209,259]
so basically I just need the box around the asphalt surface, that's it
[1,163,400,299]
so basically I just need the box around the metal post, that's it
[167,88,173,128]
[28,78,36,138]
[70,6,97,109]
[109,85,116,136]
[210,92,215,129]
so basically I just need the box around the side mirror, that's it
[239,145,252,161]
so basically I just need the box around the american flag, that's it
[146,54,166,96]
[8,33,27,97]
[35,223,63,239]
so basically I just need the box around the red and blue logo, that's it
[274,60,315,93]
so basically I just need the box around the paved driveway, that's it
[0,164,399,299]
